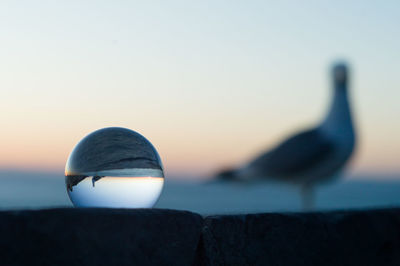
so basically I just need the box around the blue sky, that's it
[0,1,399,177]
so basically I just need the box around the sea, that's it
[0,170,399,215]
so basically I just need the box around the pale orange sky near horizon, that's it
[1,1,400,179]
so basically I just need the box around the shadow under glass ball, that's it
[65,127,164,208]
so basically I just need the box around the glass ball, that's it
[65,127,164,208]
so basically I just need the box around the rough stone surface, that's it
[0,208,202,266]
[1,208,400,266]
[200,208,400,266]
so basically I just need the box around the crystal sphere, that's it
[65,127,164,208]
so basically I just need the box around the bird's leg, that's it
[92,176,102,187]
[300,184,314,211]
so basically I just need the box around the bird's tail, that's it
[215,168,238,181]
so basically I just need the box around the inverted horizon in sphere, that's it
[65,127,165,208]
[67,176,164,208]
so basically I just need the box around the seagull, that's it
[217,63,356,210]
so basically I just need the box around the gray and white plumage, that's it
[217,63,356,209]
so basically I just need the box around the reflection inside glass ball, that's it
[65,127,164,208]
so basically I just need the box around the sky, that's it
[0,1,399,179]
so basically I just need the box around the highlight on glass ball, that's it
[65,127,164,208]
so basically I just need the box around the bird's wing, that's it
[65,175,87,191]
[247,128,334,177]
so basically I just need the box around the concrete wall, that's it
[0,208,399,266]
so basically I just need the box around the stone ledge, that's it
[0,208,399,266]
[0,208,203,266]
[200,208,400,266]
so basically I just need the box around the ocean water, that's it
[0,170,399,215]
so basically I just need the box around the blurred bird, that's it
[217,63,356,210]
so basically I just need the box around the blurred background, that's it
[1,0,399,214]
